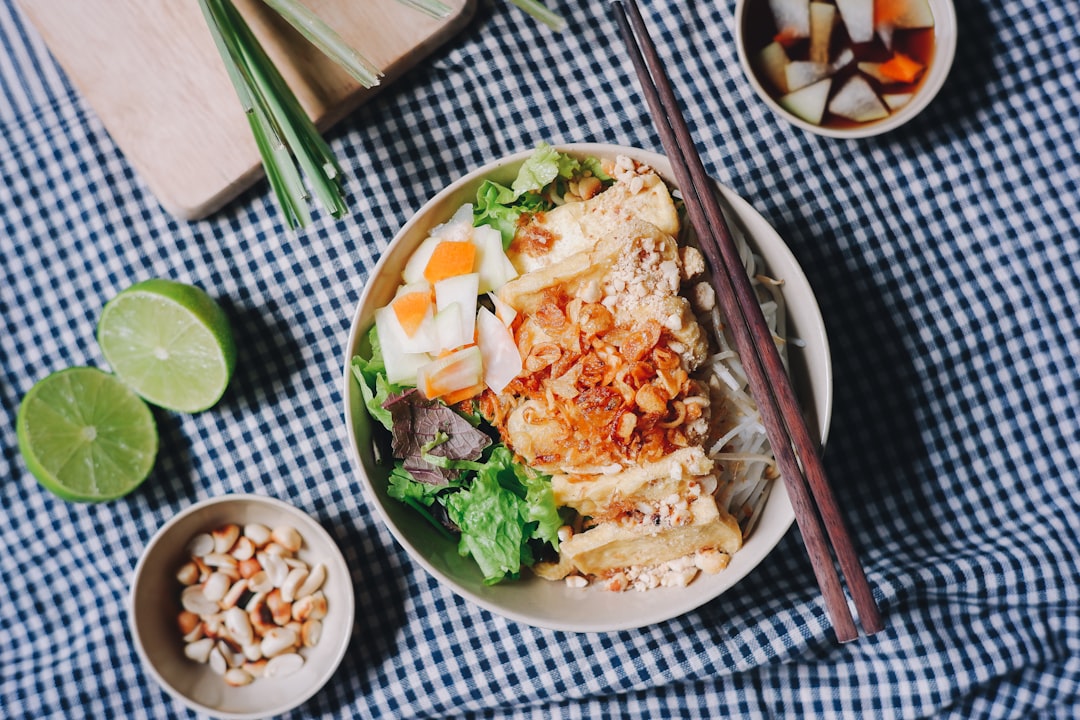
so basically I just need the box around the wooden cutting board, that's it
[17,0,475,220]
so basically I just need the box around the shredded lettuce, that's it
[445,467,526,583]
[442,444,561,584]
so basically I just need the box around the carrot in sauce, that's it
[879,52,924,83]
[773,28,801,48]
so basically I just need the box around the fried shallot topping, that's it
[478,288,709,472]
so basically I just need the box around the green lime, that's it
[96,279,236,413]
[17,367,158,502]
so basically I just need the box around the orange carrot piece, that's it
[437,342,476,360]
[879,52,924,83]
[773,28,801,48]
[417,346,483,400]
[423,241,476,284]
[441,382,486,406]
[391,291,431,337]
[874,0,902,26]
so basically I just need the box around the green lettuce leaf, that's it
[472,142,606,248]
[518,464,562,547]
[510,142,565,196]
[580,156,611,182]
[445,466,525,584]
[442,444,560,584]
[387,463,446,505]
[473,180,521,250]
[388,463,458,539]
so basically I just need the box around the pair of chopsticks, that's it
[611,0,884,642]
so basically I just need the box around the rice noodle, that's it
[681,215,791,538]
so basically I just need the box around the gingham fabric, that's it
[2,0,1077,717]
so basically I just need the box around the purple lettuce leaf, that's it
[383,389,491,485]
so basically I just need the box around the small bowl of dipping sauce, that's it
[735,0,957,137]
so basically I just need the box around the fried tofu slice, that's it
[559,497,742,576]
[485,157,747,588]
[507,165,680,274]
[552,446,714,517]
[498,218,708,372]
[499,217,675,310]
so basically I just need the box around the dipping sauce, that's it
[743,0,937,129]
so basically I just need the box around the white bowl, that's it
[343,143,832,632]
[734,0,958,138]
[129,494,354,719]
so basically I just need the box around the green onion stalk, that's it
[198,0,380,228]
[260,0,383,87]
[508,0,566,31]
[395,0,453,18]
[199,0,564,228]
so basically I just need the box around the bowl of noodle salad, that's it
[343,143,832,632]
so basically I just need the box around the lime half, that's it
[17,367,159,502]
[97,279,236,413]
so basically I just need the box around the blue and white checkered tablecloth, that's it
[2,0,1077,717]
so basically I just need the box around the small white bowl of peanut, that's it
[129,494,354,719]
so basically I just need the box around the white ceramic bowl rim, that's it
[343,143,833,632]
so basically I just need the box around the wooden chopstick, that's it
[611,0,884,642]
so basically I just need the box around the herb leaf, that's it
[383,389,491,485]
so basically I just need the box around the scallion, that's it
[394,0,453,19]
[201,0,566,227]
[508,0,566,31]
[199,0,347,228]
[259,0,383,88]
